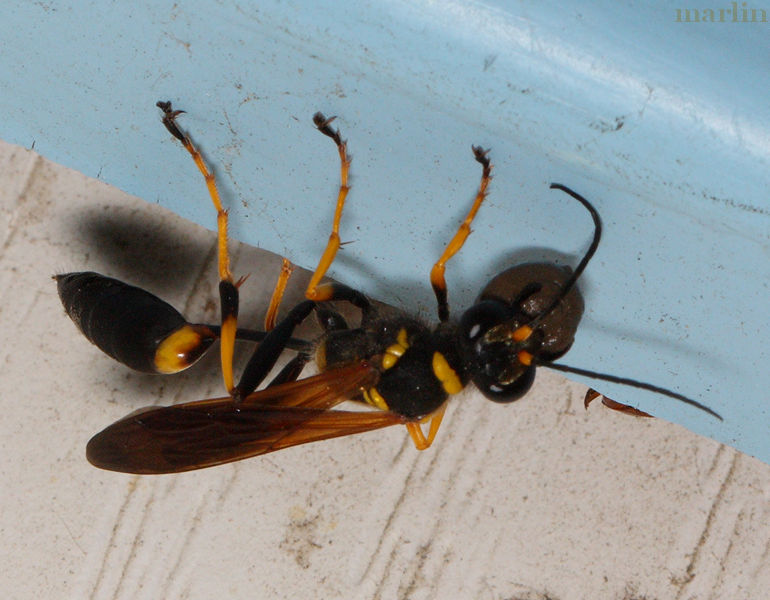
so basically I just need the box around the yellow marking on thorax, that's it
[154,325,204,374]
[432,352,463,395]
[382,327,410,370]
[362,387,389,411]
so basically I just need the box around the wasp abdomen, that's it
[56,272,214,373]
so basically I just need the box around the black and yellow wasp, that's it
[56,102,720,474]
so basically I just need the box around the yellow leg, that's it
[158,101,237,394]
[305,113,350,301]
[264,258,295,331]
[405,404,447,451]
[430,146,492,322]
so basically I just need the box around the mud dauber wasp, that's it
[56,102,721,474]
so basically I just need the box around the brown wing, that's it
[86,363,406,474]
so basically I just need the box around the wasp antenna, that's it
[539,360,723,421]
[527,185,602,329]
[548,184,601,281]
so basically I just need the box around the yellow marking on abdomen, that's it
[154,325,205,374]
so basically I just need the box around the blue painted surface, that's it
[2,2,768,461]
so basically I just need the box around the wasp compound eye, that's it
[474,355,535,403]
[459,300,511,347]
